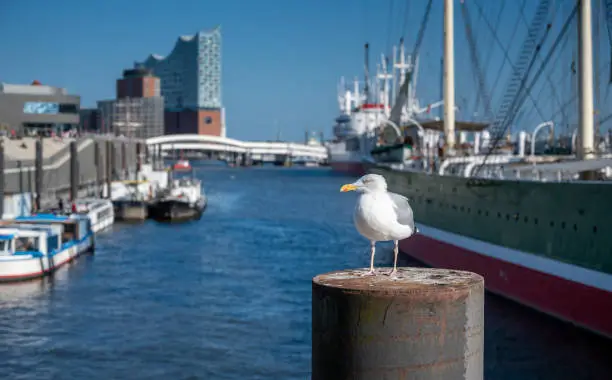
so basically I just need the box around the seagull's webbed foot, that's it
[364,269,376,276]
[387,268,397,277]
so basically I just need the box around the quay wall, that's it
[2,136,144,205]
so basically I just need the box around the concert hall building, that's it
[135,26,225,137]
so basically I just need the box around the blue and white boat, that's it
[72,198,115,233]
[0,214,94,282]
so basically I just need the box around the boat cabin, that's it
[73,198,114,229]
[111,180,153,201]
[0,227,58,258]
[10,214,92,246]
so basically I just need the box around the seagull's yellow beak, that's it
[340,183,358,192]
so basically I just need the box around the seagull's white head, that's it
[340,174,387,193]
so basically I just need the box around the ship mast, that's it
[391,45,397,107]
[578,0,594,161]
[364,43,371,104]
[443,0,456,151]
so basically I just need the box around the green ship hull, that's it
[366,162,612,338]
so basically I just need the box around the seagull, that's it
[340,173,417,276]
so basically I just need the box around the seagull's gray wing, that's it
[388,192,415,232]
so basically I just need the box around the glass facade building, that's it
[136,27,222,110]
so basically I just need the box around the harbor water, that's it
[0,166,611,379]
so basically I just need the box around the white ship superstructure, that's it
[328,40,439,175]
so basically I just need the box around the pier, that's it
[0,135,144,217]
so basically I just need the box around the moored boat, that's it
[72,198,114,233]
[148,178,206,222]
[12,214,95,256]
[109,180,155,222]
[0,214,94,282]
[173,159,192,171]
[363,0,612,338]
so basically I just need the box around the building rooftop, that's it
[139,26,221,63]
[122,67,156,79]
[0,82,67,96]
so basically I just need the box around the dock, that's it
[0,135,145,216]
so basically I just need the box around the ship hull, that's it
[403,224,612,338]
[329,161,365,176]
[148,198,206,222]
[367,163,612,338]
[328,144,367,176]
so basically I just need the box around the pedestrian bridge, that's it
[146,134,328,160]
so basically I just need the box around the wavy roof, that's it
[143,26,221,64]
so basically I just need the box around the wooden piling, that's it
[105,141,112,199]
[69,141,78,202]
[312,268,484,380]
[94,141,103,198]
[151,144,157,169]
[121,141,127,179]
[136,142,142,177]
[34,138,43,211]
[17,161,24,203]
[110,141,117,181]
[0,140,4,218]
[143,142,149,163]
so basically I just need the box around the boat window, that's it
[76,220,90,240]
[15,237,39,252]
[47,235,60,252]
[62,223,76,242]
[97,207,112,220]
[346,137,360,151]
[0,240,10,255]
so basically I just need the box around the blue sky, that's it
[1,0,606,141]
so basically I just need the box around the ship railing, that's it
[439,155,519,177]
[502,157,612,182]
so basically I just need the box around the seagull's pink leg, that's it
[366,241,376,275]
[388,240,399,276]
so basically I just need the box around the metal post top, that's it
[313,267,483,295]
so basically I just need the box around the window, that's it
[47,235,60,251]
[59,104,78,114]
[23,102,59,114]
[0,240,9,255]
[15,237,39,252]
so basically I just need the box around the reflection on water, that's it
[0,166,610,379]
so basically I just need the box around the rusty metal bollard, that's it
[312,268,484,380]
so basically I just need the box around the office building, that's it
[0,81,80,136]
[117,67,161,99]
[79,108,100,132]
[96,69,164,139]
